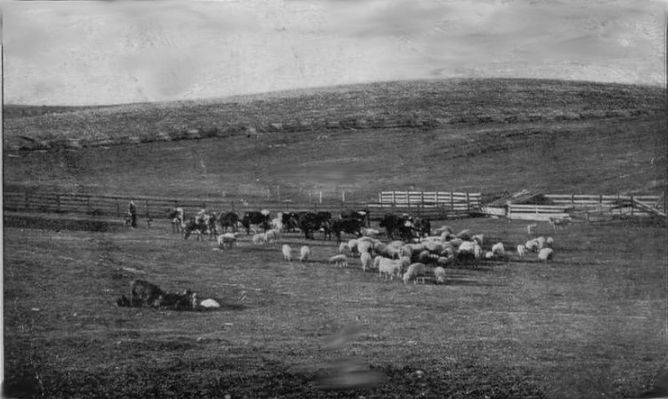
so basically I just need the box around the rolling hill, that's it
[3,78,666,201]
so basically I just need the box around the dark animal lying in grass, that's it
[123,279,198,310]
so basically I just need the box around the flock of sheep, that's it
[210,213,558,286]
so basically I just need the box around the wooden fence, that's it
[3,189,480,222]
[377,191,481,210]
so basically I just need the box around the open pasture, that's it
[4,216,666,398]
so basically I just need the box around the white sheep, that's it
[491,242,506,258]
[423,240,445,254]
[403,263,426,285]
[546,237,554,247]
[299,246,311,262]
[484,251,494,259]
[536,236,546,250]
[374,243,400,259]
[377,257,403,280]
[338,242,351,255]
[516,244,527,257]
[538,247,554,262]
[252,233,268,245]
[360,251,373,271]
[434,266,447,284]
[282,244,292,261]
[548,216,571,230]
[437,256,454,267]
[399,256,412,271]
[329,254,348,268]
[399,245,413,259]
[473,243,483,260]
[216,232,238,249]
[525,239,540,252]
[270,217,283,231]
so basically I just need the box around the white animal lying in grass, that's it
[329,254,348,268]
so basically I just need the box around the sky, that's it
[3,0,667,105]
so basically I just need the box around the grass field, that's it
[3,217,666,398]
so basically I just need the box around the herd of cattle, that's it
[167,207,432,244]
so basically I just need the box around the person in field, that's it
[128,200,138,228]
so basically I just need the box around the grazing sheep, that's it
[527,223,538,235]
[536,236,546,250]
[491,242,506,258]
[360,251,373,271]
[440,245,456,258]
[399,245,413,259]
[299,246,311,262]
[403,263,426,285]
[546,237,554,247]
[252,233,268,246]
[472,234,484,246]
[434,266,447,284]
[282,244,292,261]
[338,242,351,255]
[516,244,527,257]
[217,232,238,249]
[458,241,476,254]
[377,257,403,280]
[525,239,540,252]
[538,247,554,262]
[399,256,412,271]
[329,254,348,268]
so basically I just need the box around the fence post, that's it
[466,192,470,212]
[450,192,454,213]
[319,192,322,204]
[571,193,575,207]
[630,195,634,216]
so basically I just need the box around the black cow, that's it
[219,211,240,233]
[281,212,300,232]
[241,211,271,235]
[183,218,209,240]
[413,217,431,237]
[340,208,370,227]
[297,212,332,240]
[379,213,417,241]
[331,218,364,244]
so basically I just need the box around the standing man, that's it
[128,200,138,229]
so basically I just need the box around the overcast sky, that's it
[3,0,667,105]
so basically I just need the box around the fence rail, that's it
[3,189,480,222]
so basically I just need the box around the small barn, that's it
[481,190,571,220]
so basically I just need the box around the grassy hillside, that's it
[3,78,666,200]
[4,78,664,148]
